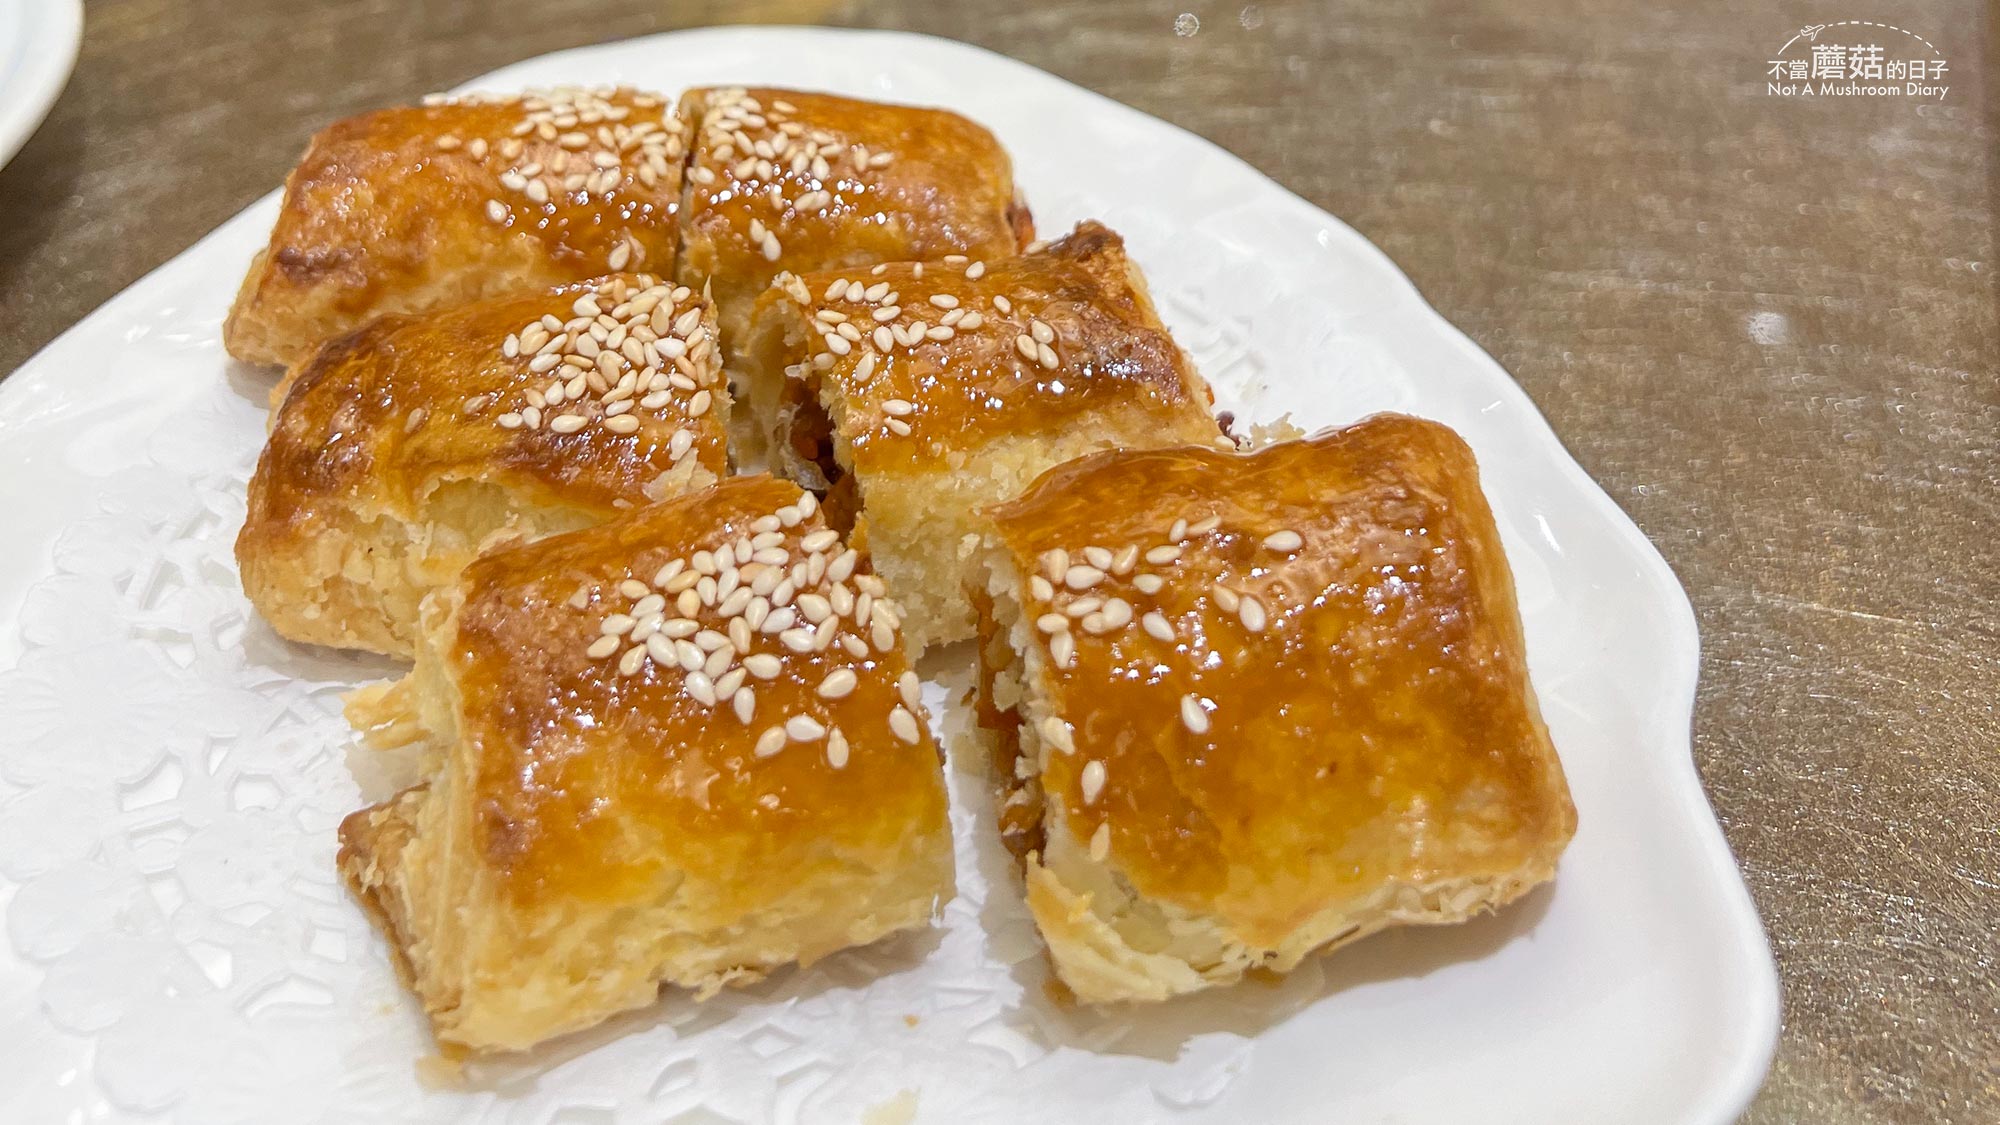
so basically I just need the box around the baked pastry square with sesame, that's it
[238,274,728,657]
[967,414,1577,1003]
[676,86,1033,444]
[226,86,685,367]
[741,221,1220,654]
[338,475,951,1053]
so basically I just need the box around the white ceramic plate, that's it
[0,26,1778,1124]
[0,0,80,170]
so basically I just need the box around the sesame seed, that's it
[1080,760,1107,805]
[686,671,718,706]
[826,727,850,768]
[1239,596,1268,632]
[604,414,641,433]
[1050,631,1076,668]
[801,528,840,553]
[1142,612,1175,642]
[1100,598,1133,629]
[1064,565,1105,591]
[549,413,586,433]
[618,645,647,676]
[1037,613,1068,634]
[882,398,915,416]
[797,593,832,623]
[1030,320,1055,344]
[1170,518,1189,541]
[586,635,620,658]
[715,667,746,699]
[897,671,921,710]
[1082,546,1114,570]
[1089,822,1110,861]
[1037,342,1059,369]
[485,199,507,223]
[1146,545,1181,566]
[818,669,858,699]
[1214,585,1241,612]
[889,706,921,744]
[1180,694,1211,734]
[734,689,756,724]
[754,726,787,757]
[786,715,827,742]
[929,294,958,309]
[966,261,986,279]
[1039,715,1075,754]
[1264,530,1304,552]
[1030,575,1055,601]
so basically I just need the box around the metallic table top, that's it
[0,2,1992,1120]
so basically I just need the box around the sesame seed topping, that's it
[755,726,788,757]
[889,706,922,744]
[1142,611,1175,642]
[1239,596,1268,632]
[817,668,858,699]
[1040,715,1076,754]
[1263,529,1304,552]
[1064,565,1105,591]
[826,727,850,768]
[1180,694,1211,734]
[1080,760,1107,805]
[1089,822,1110,861]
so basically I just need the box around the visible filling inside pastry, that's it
[767,312,861,535]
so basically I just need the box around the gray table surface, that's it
[1,2,1994,1120]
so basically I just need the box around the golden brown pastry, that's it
[226,86,685,367]
[237,274,728,657]
[740,221,1221,653]
[966,414,1577,1003]
[338,475,952,1053]
[676,86,1033,449]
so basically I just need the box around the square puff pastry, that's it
[967,414,1577,1003]
[338,475,953,1053]
[237,274,729,658]
[676,86,1033,443]
[741,221,1220,654]
[226,86,685,367]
